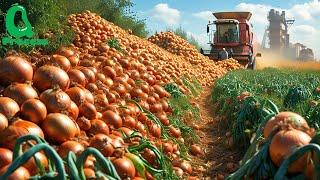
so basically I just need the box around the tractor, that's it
[201,12,261,69]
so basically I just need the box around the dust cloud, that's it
[256,52,320,70]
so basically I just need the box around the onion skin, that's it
[42,113,78,144]
[0,125,29,150]
[12,119,44,138]
[84,168,96,179]
[0,165,30,180]
[0,97,20,119]
[0,113,8,131]
[102,110,122,129]
[112,157,136,179]
[67,101,79,120]
[23,152,48,175]
[264,112,309,138]
[21,99,47,124]
[89,134,114,157]
[77,67,96,83]
[68,69,87,87]
[58,141,84,158]
[269,129,311,173]
[76,116,91,131]
[88,119,110,135]
[0,148,12,169]
[40,88,71,113]
[190,144,203,156]
[3,83,39,106]
[51,54,71,72]
[79,102,97,120]
[0,56,33,84]
[33,65,70,91]
[179,160,193,174]
[65,86,87,106]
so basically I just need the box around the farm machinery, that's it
[201,12,261,69]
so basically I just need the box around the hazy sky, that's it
[132,0,320,58]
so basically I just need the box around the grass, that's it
[212,68,320,147]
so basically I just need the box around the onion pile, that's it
[0,10,243,179]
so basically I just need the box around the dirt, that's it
[191,87,243,179]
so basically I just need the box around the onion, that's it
[67,101,79,120]
[153,85,168,98]
[142,148,156,165]
[0,113,8,131]
[89,134,114,157]
[68,69,87,87]
[77,67,96,83]
[65,86,86,106]
[56,47,75,57]
[112,157,136,179]
[21,99,47,124]
[86,83,98,93]
[264,112,309,138]
[42,113,78,144]
[81,87,94,104]
[122,115,137,129]
[102,110,122,129]
[0,56,33,84]
[51,54,71,72]
[76,116,91,131]
[12,119,44,138]
[23,152,48,175]
[0,125,29,150]
[84,168,95,179]
[269,129,311,173]
[0,148,12,169]
[169,126,181,138]
[0,97,20,119]
[3,83,38,106]
[79,102,97,120]
[173,167,184,178]
[149,123,161,138]
[40,88,71,113]
[94,93,109,109]
[58,141,84,158]
[149,103,162,113]
[190,144,203,156]
[68,56,80,67]
[88,119,110,135]
[0,165,30,180]
[179,160,192,174]
[33,65,70,91]
[103,66,117,79]
[156,112,169,126]
[162,142,173,154]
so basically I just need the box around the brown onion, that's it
[68,69,87,87]
[79,102,97,120]
[269,129,311,173]
[21,99,47,124]
[3,83,38,106]
[180,160,192,174]
[65,86,86,106]
[0,113,8,131]
[112,157,136,179]
[102,110,122,129]
[58,141,84,158]
[76,116,91,131]
[77,67,96,83]
[23,152,48,175]
[88,119,110,135]
[264,112,309,138]
[0,97,20,119]
[190,144,203,156]
[42,113,78,144]
[40,88,71,113]
[0,148,12,169]
[0,125,29,150]
[67,101,79,120]
[33,65,70,91]
[12,119,44,138]
[0,56,33,84]
[169,126,181,138]
[51,54,71,72]
[103,66,117,79]
[0,165,30,180]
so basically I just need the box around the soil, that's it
[190,87,243,179]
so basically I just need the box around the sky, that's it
[131,0,320,58]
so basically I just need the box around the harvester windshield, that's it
[216,23,239,43]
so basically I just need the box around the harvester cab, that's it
[203,12,261,69]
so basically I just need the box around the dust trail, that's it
[256,52,320,70]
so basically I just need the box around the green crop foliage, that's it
[212,68,320,148]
